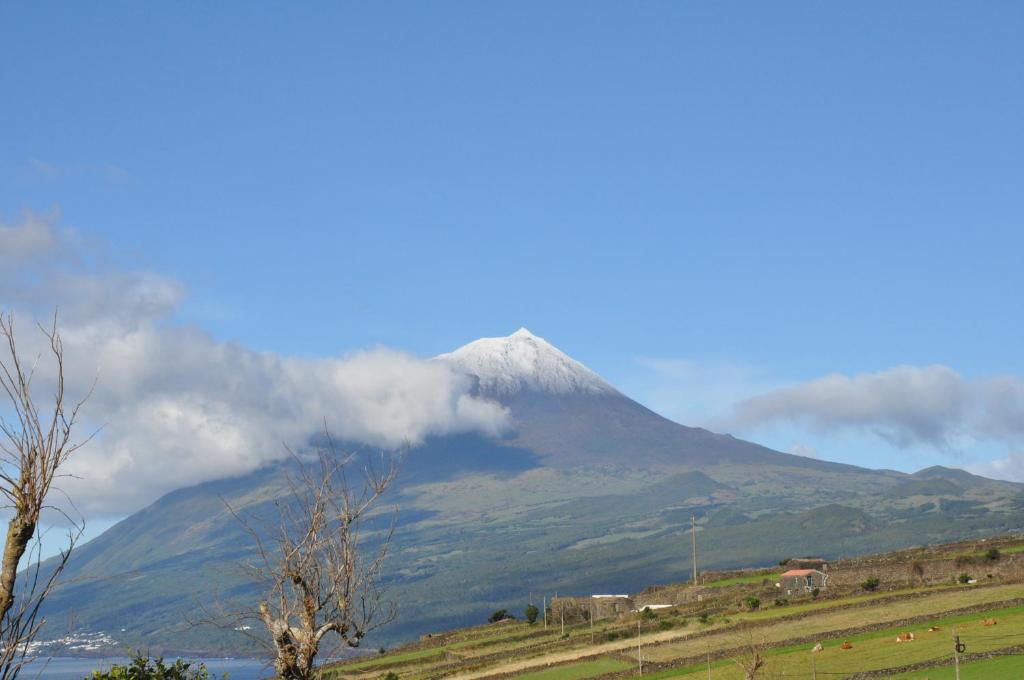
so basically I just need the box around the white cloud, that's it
[25,158,133,183]
[0,212,62,266]
[789,442,819,459]
[968,450,1024,483]
[980,376,1024,440]
[729,365,1024,453]
[1,216,509,518]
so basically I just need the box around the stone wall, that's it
[826,551,1024,589]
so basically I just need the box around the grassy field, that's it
[324,538,1024,680]
[641,583,1024,663]
[656,605,1024,678]
[703,572,780,588]
[326,585,1024,680]
[891,654,1024,679]
[510,658,632,680]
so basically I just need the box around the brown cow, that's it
[840,641,853,650]
[983,618,998,626]
[895,632,915,642]
[928,626,941,632]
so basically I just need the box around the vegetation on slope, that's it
[322,536,1024,680]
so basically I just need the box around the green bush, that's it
[488,609,512,623]
[524,603,539,625]
[811,587,820,600]
[698,612,710,625]
[90,654,217,680]
[640,607,656,620]
[383,673,399,680]
[957,573,972,584]
[986,548,1002,562]
[861,577,880,592]
[743,597,760,611]
[658,620,674,631]
[773,598,788,607]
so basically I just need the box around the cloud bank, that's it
[731,365,1024,455]
[1,215,508,517]
[968,450,1024,483]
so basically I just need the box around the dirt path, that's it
[446,627,695,680]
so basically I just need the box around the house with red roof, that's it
[779,568,828,595]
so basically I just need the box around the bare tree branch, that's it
[728,631,769,680]
[0,311,90,680]
[211,431,401,680]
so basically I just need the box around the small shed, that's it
[590,594,634,619]
[779,569,828,595]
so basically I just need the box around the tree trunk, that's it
[262,603,317,680]
[0,514,36,620]
[744,653,764,679]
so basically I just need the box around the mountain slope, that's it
[39,329,1024,653]
[440,329,854,470]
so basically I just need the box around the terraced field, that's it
[661,604,1024,678]
[323,539,1024,680]
[324,586,1024,679]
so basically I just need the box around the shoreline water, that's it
[24,657,272,680]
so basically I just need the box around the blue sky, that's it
[3,2,1024,503]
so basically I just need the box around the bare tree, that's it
[225,433,400,680]
[728,632,769,680]
[0,312,90,680]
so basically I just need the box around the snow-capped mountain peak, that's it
[437,328,616,396]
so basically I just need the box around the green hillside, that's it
[38,445,1024,655]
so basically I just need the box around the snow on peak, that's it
[437,329,616,396]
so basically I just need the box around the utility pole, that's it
[953,627,964,680]
[543,596,547,628]
[691,515,699,583]
[706,647,711,680]
[590,600,595,644]
[560,608,565,637]
[637,617,642,676]
[811,654,817,680]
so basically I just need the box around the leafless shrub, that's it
[728,631,770,679]
[216,431,400,680]
[0,312,91,680]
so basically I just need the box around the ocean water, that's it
[22,657,272,680]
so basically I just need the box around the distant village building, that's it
[549,595,633,623]
[779,568,828,595]
[589,594,634,619]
